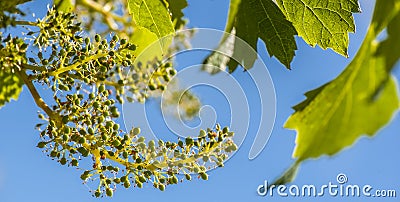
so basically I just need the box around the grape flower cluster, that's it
[0,7,239,197]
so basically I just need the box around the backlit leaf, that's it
[276,0,361,57]
[0,70,23,108]
[285,0,400,161]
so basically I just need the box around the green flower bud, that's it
[111,106,118,114]
[121,175,128,182]
[222,126,229,134]
[148,140,155,148]
[95,34,101,42]
[113,123,120,131]
[60,157,67,165]
[71,159,78,166]
[88,127,94,135]
[62,116,69,124]
[202,155,209,162]
[185,137,193,145]
[199,172,208,180]
[103,111,110,117]
[172,175,178,184]
[128,44,136,51]
[106,188,113,197]
[178,140,184,148]
[185,174,191,181]
[98,115,105,123]
[78,137,86,144]
[101,133,108,141]
[77,147,88,155]
[122,151,128,159]
[137,182,143,188]
[138,175,146,183]
[37,142,46,148]
[132,128,141,136]
[169,68,177,76]
[93,101,101,108]
[98,84,105,93]
[124,181,131,188]
[230,144,238,151]
[113,178,121,184]
[193,167,200,173]
[158,184,165,191]
[50,151,58,157]
[163,74,170,82]
[148,83,156,91]
[94,190,101,197]
[112,139,121,147]
[137,136,145,142]
[199,130,206,138]
[106,121,113,129]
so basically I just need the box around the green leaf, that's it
[0,0,31,28]
[0,70,24,108]
[270,163,300,186]
[203,0,297,72]
[127,0,175,48]
[375,3,400,74]
[129,28,160,56]
[285,0,400,162]
[227,0,259,71]
[252,0,298,68]
[224,0,242,34]
[164,0,188,29]
[0,0,31,14]
[54,0,75,12]
[276,0,361,57]
[129,28,167,65]
[202,29,236,74]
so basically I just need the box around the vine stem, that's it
[17,70,56,118]
[14,20,37,26]
[21,64,46,72]
[48,52,108,77]
[79,0,124,30]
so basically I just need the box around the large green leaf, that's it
[0,0,31,13]
[53,0,75,12]
[224,0,241,34]
[164,0,188,29]
[203,0,297,72]
[129,27,166,65]
[0,0,31,28]
[285,0,400,162]
[252,0,297,68]
[275,0,361,57]
[0,70,23,108]
[127,0,175,45]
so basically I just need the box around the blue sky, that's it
[0,0,399,201]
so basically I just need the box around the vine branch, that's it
[17,69,55,118]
